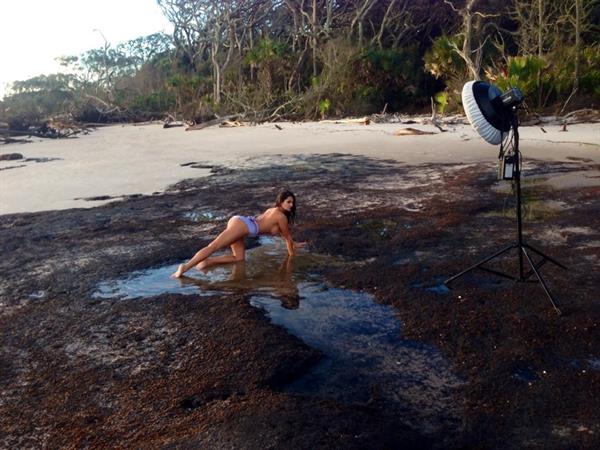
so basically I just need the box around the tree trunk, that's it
[351,0,377,48]
[374,0,398,49]
[445,0,483,80]
[312,0,317,77]
[462,0,480,79]
[211,38,221,104]
[573,0,581,93]
[537,0,543,106]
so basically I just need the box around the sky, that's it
[0,0,173,98]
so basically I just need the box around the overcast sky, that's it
[0,0,173,98]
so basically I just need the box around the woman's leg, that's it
[196,239,246,270]
[172,219,247,277]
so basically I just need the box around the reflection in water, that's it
[94,237,319,308]
[176,252,301,309]
[94,236,462,435]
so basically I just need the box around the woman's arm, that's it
[278,215,295,256]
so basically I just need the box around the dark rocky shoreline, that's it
[1,154,599,449]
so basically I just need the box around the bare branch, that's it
[443,0,460,13]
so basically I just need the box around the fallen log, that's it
[319,116,371,125]
[0,127,79,139]
[163,122,185,129]
[394,128,436,136]
[0,137,31,144]
[219,120,246,128]
[186,115,240,131]
[131,120,163,126]
[83,123,115,128]
[522,109,600,126]
[563,108,600,123]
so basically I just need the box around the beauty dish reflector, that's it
[462,81,511,145]
[449,82,565,315]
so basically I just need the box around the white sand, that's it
[1,121,598,215]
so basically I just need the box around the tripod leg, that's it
[524,243,568,270]
[445,244,516,285]
[523,258,547,281]
[521,246,562,315]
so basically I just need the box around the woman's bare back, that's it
[255,207,286,235]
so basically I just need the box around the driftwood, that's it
[131,120,163,126]
[0,115,87,139]
[521,109,600,126]
[81,94,161,123]
[162,113,188,128]
[0,128,77,139]
[186,115,240,131]
[563,108,600,122]
[163,122,185,129]
[369,112,468,126]
[394,128,436,136]
[84,122,128,129]
[319,116,371,125]
[0,137,31,144]
[221,92,303,123]
[219,120,246,128]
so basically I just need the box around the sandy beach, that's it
[1,120,600,449]
[1,121,598,215]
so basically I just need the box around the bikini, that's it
[234,215,260,237]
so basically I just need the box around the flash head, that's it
[500,87,524,108]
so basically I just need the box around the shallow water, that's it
[94,236,462,433]
[252,284,463,433]
[183,210,226,223]
[94,237,320,300]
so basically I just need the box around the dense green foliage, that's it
[1,0,599,128]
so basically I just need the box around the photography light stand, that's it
[444,106,568,315]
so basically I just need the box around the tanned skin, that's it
[172,195,302,278]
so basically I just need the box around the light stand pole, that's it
[444,107,568,315]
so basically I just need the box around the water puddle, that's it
[252,284,463,433]
[94,237,322,300]
[94,236,463,433]
[411,277,452,295]
[94,264,221,299]
[183,210,226,223]
[426,283,452,294]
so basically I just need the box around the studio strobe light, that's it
[444,81,567,314]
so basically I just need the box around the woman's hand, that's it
[286,241,307,256]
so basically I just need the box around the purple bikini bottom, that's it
[234,215,260,237]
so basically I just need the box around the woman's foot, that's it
[171,264,185,278]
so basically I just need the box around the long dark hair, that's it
[275,190,296,224]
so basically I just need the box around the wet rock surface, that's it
[1,154,599,449]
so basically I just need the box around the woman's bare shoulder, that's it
[264,207,284,217]
[257,207,279,222]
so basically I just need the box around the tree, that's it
[442,0,503,80]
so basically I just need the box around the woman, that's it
[172,190,301,278]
